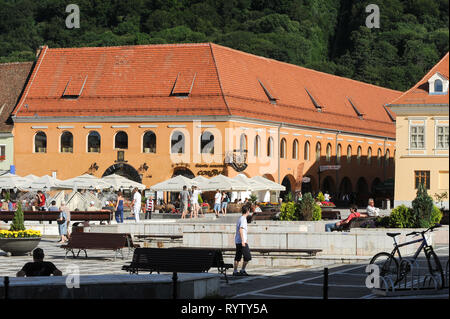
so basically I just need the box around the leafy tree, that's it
[411,183,435,228]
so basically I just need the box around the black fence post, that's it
[172,272,178,299]
[323,268,328,300]
[4,276,9,299]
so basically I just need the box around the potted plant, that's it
[201,202,210,214]
[0,202,42,256]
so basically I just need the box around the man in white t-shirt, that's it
[233,205,251,276]
[366,198,380,217]
[131,188,142,222]
[214,189,222,217]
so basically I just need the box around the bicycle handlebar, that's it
[406,224,441,237]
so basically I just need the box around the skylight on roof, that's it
[258,79,278,104]
[304,88,323,112]
[62,75,87,98]
[347,97,364,119]
[171,72,196,97]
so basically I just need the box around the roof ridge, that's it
[45,42,212,51]
[388,52,449,106]
[209,43,232,115]
[209,43,402,94]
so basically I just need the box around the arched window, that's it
[315,142,321,162]
[377,148,382,166]
[304,141,310,161]
[435,79,443,92]
[326,143,332,162]
[254,135,261,157]
[143,131,156,153]
[171,131,185,154]
[367,147,372,165]
[87,131,101,153]
[280,138,287,159]
[336,144,342,164]
[292,139,299,160]
[115,131,128,149]
[35,131,47,153]
[60,131,73,153]
[267,137,274,157]
[385,149,390,167]
[200,131,214,154]
[239,133,248,152]
[357,146,362,165]
[347,145,352,163]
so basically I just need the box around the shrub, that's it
[412,183,434,228]
[316,192,325,203]
[300,193,316,221]
[431,205,443,225]
[312,204,321,221]
[389,205,414,228]
[10,202,25,231]
[375,216,391,228]
[279,201,298,221]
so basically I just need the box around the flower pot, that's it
[202,206,209,214]
[0,237,41,256]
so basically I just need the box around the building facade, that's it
[0,62,33,175]
[388,53,449,209]
[12,43,398,206]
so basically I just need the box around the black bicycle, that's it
[369,224,445,288]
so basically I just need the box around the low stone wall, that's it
[0,273,220,299]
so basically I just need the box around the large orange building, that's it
[12,43,399,205]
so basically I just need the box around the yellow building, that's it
[388,53,449,209]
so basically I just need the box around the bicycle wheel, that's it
[370,252,399,279]
[425,247,445,288]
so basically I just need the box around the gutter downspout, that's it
[278,123,282,184]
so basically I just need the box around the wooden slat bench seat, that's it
[122,247,222,298]
[321,210,341,220]
[134,234,183,240]
[60,232,139,260]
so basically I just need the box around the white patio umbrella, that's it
[191,175,210,190]
[251,176,286,191]
[202,174,249,191]
[24,175,67,191]
[101,174,146,191]
[57,174,110,190]
[150,175,196,192]
[232,174,269,191]
[0,173,32,190]
[24,174,40,181]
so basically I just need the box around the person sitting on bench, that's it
[325,205,368,232]
[17,248,62,277]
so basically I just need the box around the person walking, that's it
[114,191,124,223]
[190,186,201,218]
[60,200,71,240]
[131,188,142,222]
[221,192,229,215]
[233,205,252,276]
[214,189,222,218]
[179,186,190,219]
[57,204,68,243]
[145,195,154,219]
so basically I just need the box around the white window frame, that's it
[435,124,449,150]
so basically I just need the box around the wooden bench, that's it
[339,217,378,231]
[134,234,183,240]
[122,248,224,298]
[250,211,278,221]
[321,210,341,220]
[61,232,139,260]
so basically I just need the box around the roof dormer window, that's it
[428,72,448,95]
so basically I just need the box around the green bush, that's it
[375,216,391,228]
[431,205,443,225]
[279,201,298,221]
[316,192,325,203]
[412,183,435,228]
[10,202,25,231]
[389,205,414,228]
[300,193,316,221]
[312,204,322,221]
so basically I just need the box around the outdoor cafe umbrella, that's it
[191,175,210,190]
[0,173,32,190]
[250,176,286,191]
[232,174,269,192]
[149,175,197,192]
[24,175,67,191]
[101,174,146,191]
[201,174,249,191]
[57,174,111,190]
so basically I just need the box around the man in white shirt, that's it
[214,189,222,217]
[233,205,251,276]
[131,188,142,222]
[366,198,380,217]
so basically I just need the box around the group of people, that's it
[179,185,203,219]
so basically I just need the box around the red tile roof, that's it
[388,52,449,106]
[13,43,401,138]
[0,62,33,132]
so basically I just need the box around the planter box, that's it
[0,237,41,256]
